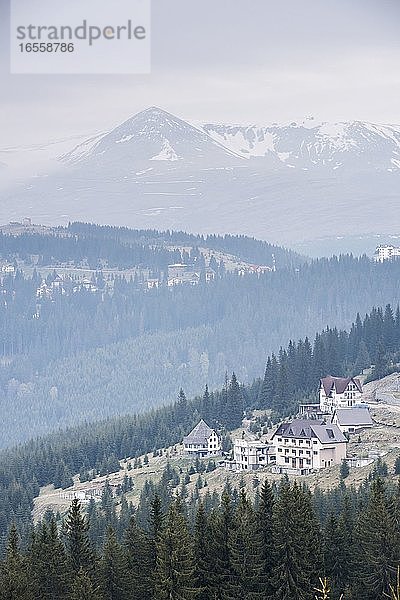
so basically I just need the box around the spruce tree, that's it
[353,477,397,599]
[30,518,68,600]
[208,492,235,600]
[269,480,315,600]
[154,499,199,600]
[0,524,31,600]
[64,498,95,575]
[225,491,266,600]
[100,527,129,600]
[257,479,275,593]
[70,568,98,600]
[323,513,349,599]
[193,503,210,600]
[124,516,154,600]
[226,373,244,430]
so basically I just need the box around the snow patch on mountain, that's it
[150,139,180,161]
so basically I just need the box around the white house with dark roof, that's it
[183,420,221,457]
[319,375,363,413]
[271,418,347,474]
[331,407,373,435]
[232,432,275,471]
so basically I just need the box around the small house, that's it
[331,407,373,434]
[183,420,221,457]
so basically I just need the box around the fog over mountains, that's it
[1,107,399,247]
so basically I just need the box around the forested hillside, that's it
[1,236,400,445]
[1,303,400,554]
[1,476,399,600]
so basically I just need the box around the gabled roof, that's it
[320,375,362,395]
[272,418,347,444]
[332,408,373,427]
[183,419,214,445]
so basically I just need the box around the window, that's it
[306,451,310,455]
[313,440,317,444]
[278,438,282,442]
[326,429,335,439]
[306,459,311,465]
[292,449,296,454]
[313,451,318,455]
[278,448,282,452]
[284,457,289,463]
[299,449,303,455]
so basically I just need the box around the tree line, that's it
[1,297,400,555]
[1,474,400,600]
[258,303,400,416]
[2,253,400,446]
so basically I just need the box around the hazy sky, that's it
[1,0,400,146]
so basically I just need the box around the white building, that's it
[1,264,15,274]
[271,418,347,474]
[168,264,188,279]
[145,278,160,290]
[232,433,275,471]
[374,244,400,263]
[183,420,221,458]
[319,376,363,413]
[331,407,373,435]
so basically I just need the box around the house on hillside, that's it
[374,244,400,262]
[319,375,363,413]
[1,264,15,274]
[231,432,275,471]
[271,418,347,474]
[331,407,373,435]
[145,278,160,290]
[183,420,221,457]
[168,263,187,279]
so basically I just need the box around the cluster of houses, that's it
[183,375,374,475]
[374,244,400,262]
[147,260,275,289]
[1,263,16,274]
[36,273,102,299]
[167,263,215,287]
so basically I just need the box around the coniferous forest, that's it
[1,476,400,600]
[1,226,400,598]
[1,224,400,446]
[0,302,400,596]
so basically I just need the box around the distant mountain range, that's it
[1,107,399,247]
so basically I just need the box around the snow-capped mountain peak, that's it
[203,119,400,170]
[64,106,242,168]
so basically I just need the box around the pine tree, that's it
[70,568,98,600]
[124,516,154,600]
[270,480,315,599]
[0,524,31,600]
[208,492,235,599]
[323,513,349,599]
[225,491,266,600]
[100,527,129,600]
[353,477,397,599]
[226,373,244,430]
[30,518,68,600]
[257,479,275,593]
[193,503,211,600]
[154,499,199,600]
[64,498,95,575]
[354,339,371,374]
